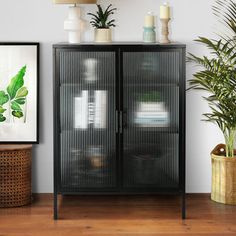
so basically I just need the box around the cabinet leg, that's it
[182,192,186,219]
[54,193,58,220]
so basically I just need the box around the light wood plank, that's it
[0,194,236,236]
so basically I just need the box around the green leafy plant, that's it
[0,65,28,122]
[88,4,117,29]
[137,92,161,103]
[188,0,236,157]
[0,91,9,122]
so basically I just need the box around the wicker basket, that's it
[0,145,32,208]
[211,144,236,205]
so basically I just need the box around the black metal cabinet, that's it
[53,43,186,220]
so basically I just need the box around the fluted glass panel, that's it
[123,51,180,188]
[59,51,116,190]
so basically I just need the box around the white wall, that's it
[0,0,224,193]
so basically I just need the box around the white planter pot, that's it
[94,28,112,43]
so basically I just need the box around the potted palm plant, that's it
[88,4,116,43]
[188,0,236,204]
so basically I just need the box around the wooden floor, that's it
[0,194,236,236]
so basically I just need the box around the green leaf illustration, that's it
[11,101,22,111]
[0,114,6,122]
[0,106,6,113]
[16,87,28,98]
[0,91,9,105]
[7,65,26,100]
[12,110,23,118]
[14,98,26,105]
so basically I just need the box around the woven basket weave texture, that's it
[0,145,32,208]
[211,144,236,205]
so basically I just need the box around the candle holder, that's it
[160,18,170,44]
[143,27,156,43]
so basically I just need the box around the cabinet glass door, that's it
[122,50,180,189]
[59,50,117,191]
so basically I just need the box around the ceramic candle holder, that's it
[143,27,156,43]
[160,18,170,44]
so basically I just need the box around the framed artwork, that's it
[0,43,39,143]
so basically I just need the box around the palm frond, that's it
[188,1,236,156]
[213,0,236,37]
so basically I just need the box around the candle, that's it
[144,12,155,27]
[160,3,170,19]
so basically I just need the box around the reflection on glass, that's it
[134,91,169,127]
[74,90,107,129]
[84,58,98,82]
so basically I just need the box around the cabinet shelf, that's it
[60,129,116,135]
[60,126,179,134]
[60,82,179,87]
[60,82,115,86]
[130,126,179,133]
[126,82,179,87]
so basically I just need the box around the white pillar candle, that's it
[144,12,155,27]
[160,3,170,19]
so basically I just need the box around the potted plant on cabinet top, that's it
[88,4,117,43]
[188,0,236,204]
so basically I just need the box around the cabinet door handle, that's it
[120,111,123,134]
[116,110,119,133]
[123,110,128,129]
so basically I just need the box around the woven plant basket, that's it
[0,145,32,208]
[211,144,236,205]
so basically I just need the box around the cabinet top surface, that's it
[53,42,186,48]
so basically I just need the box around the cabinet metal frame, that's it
[53,43,186,220]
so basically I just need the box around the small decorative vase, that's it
[143,27,156,43]
[95,28,112,43]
